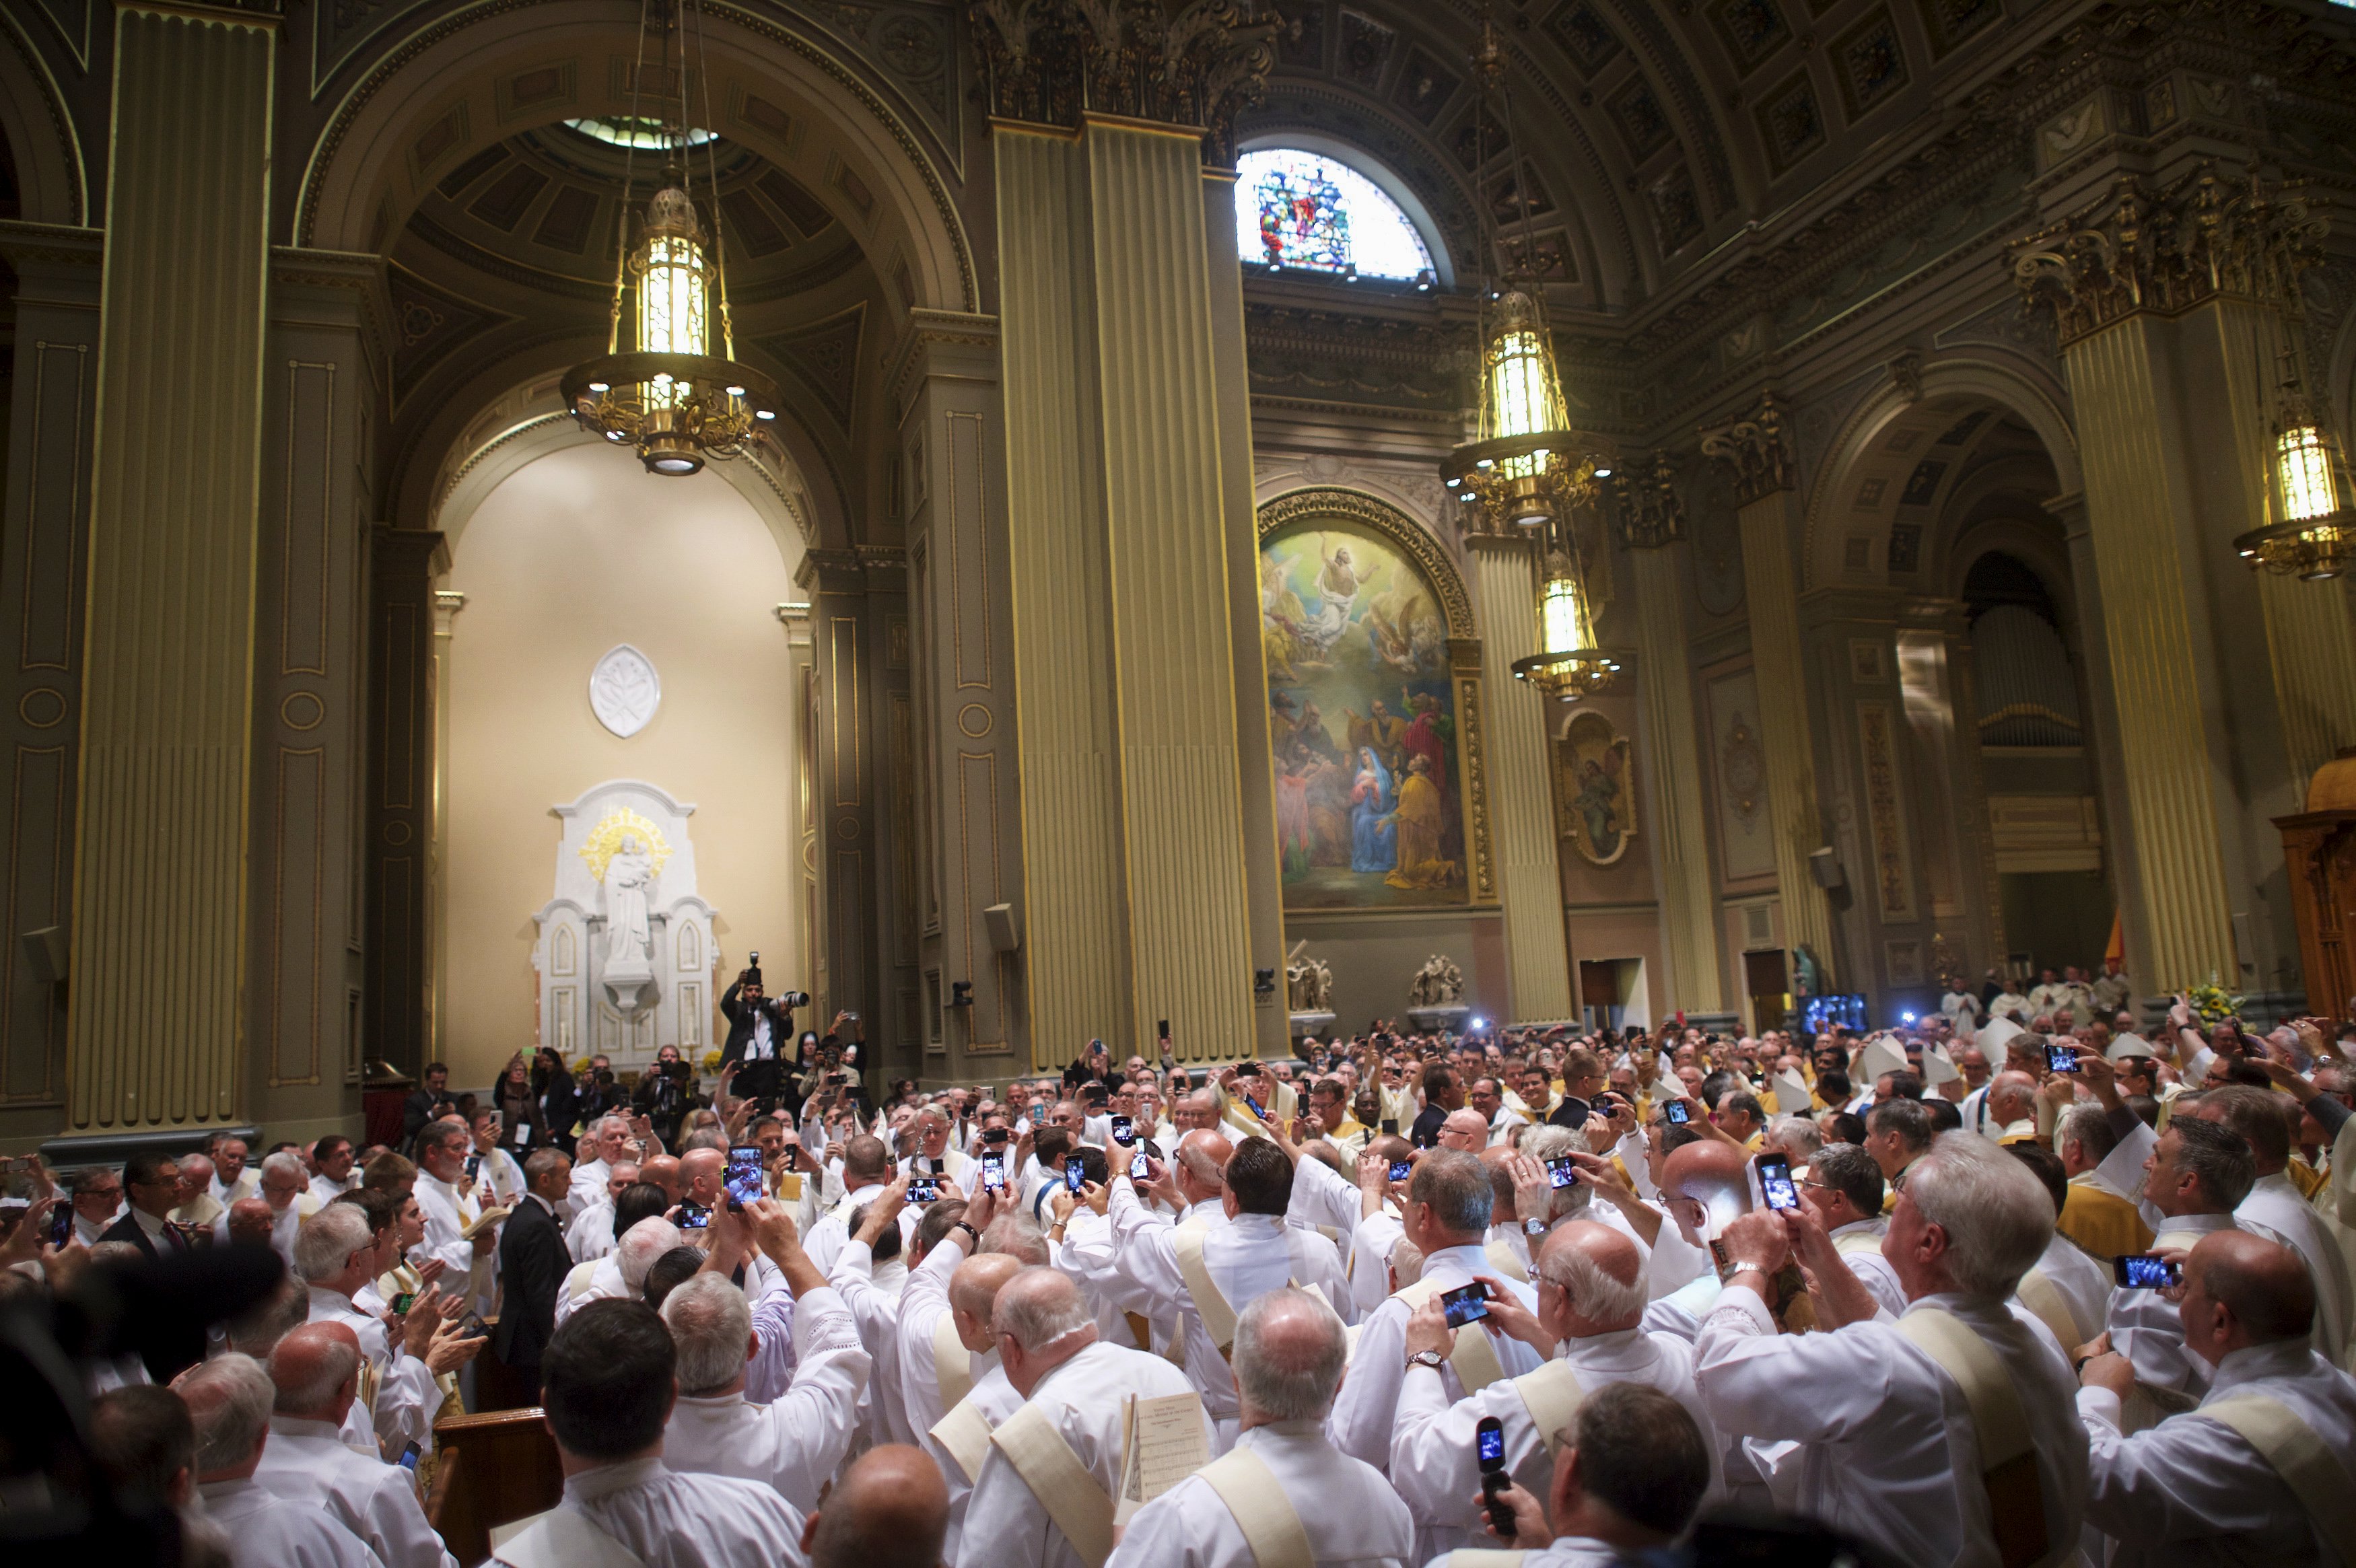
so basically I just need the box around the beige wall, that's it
[441,443,803,1085]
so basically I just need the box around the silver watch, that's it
[1522,1217,1548,1237]
[1406,1348,1447,1372]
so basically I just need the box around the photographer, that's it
[630,1042,696,1149]
[720,956,804,1113]
[530,1046,580,1143]
[793,1022,866,1116]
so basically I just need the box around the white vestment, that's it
[1107,1419,1414,1568]
[662,1285,871,1511]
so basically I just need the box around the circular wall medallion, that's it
[17,688,65,729]
[957,703,992,738]
[384,820,414,846]
[281,691,325,731]
[835,815,860,841]
[589,644,662,738]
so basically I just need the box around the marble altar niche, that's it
[532,779,720,1069]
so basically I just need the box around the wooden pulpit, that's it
[2275,747,2356,1022]
[428,1406,563,1567]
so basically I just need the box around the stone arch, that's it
[1801,354,2081,593]
[1255,485,1475,639]
[296,0,974,314]
[0,9,85,225]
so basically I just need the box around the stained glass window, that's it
[1235,149,1434,281]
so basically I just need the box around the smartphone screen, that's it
[677,1201,712,1231]
[1664,1101,1692,1125]
[1389,1159,1413,1182]
[1110,1115,1134,1145]
[981,1153,1007,1193]
[907,1179,940,1204]
[48,1205,71,1250]
[2114,1253,2182,1289]
[1758,1155,1801,1213]
[1441,1281,1491,1328]
[1475,1416,1506,1470]
[392,1291,417,1315]
[725,1146,763,1209]
[1545,1156,1579,1189]
[1381,1118,1398,1136]
[2046,1043,2080,1073]
[1129,1150,1150,1179]
[464,1154,481,1180]
[1065,1162,1086,1192]
[1244,1095,1267,1120]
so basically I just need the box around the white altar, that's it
[532,779,720,1068]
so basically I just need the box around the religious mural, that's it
[1262,520,1467,908]
[1558,710,1634,866]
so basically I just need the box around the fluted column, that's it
[1622,511,1724,1012]
[1703,399,1837,987]
[1466,534,1574,1023]
[66,4,275,1134]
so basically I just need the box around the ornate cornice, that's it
[2010,164,2330,348]
[1698,393,1797,507]
[969,0,1278,164]
[1254,485,1474,638]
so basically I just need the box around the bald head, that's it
[1661,1141,1752,1242]
[1536,1220,1645,1330]
[679,1147,724,1201]
[1440,1108,1490,1150]
[267,1322,362,1417]
[992,1266,1092,1355]
[1987,1070,2038,1123]
[948,1252,1025,1352]
[226,1197,274,1245]
[2188,1230,2316,1353]
[1175,1129,1234,1198]
[805,1444,949,1568]
[639,1154,682,1201]
[1234,1288,1348,1423]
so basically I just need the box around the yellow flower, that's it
[699,1050,722,1074]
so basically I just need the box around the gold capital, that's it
[1699,394,1796,507]
[970,0,1279,164]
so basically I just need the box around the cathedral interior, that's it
[2,0,2354,1153]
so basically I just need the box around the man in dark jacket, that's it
[490,1148,574,1401]
[720,961,796,1108]
[100,1149,189,1259]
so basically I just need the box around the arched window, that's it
[1234,149,1435,281]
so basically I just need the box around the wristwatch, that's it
[952,1221,980,1247]
[1521,1217,1548,1237]
[1726,1260,1770,1282]
[1405,1349,1447,1372]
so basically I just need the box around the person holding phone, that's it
[2102,1116,2256,1419]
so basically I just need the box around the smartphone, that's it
[1389,1158,1414,1182]
[1244,1094,1268,1120]
[981,1153,1008,1193]
[1110,1114,1134,1145]
[2046,1042,2080,1073]
[1545,1156,1579,1190]
[907,1178,941,1203]
[1066,1163,1087,1192]
[1476,1415,1515,1538]
[1158,1019,1171,1042]
[1664,1101,1692,1126]
[1129,1150,1150,1179]
[1381,1118,1398,1136]
[1757,1154,1801,1213]
[464,1154,481,1181]
[677,1200,712,1230]
[984,1125,1010,1146]
[48,1204,71,1250]
[2115,1254,2182,1289]
[392,1291,417,1315]
[726,1146,764,1210]
[1440,1281,1491,1328]
[397,1441,421,1474]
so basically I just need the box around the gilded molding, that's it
[969,0,1278,164]
[1454,672,1496,902]
[1698,393,1797,507]
[1254,487,1474,639]
[2011,166,2329,349]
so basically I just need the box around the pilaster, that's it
[65,4,275,1135]
[1465,532,1574,1024]
[365,527,448,1080]
[1702,398,1838,989]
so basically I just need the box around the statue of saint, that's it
[604,834,654,968]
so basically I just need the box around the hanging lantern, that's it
[1509,546,1620,698]
[561,0,782,476]
[2234,372,2356,581]
[1441,289,1611,531]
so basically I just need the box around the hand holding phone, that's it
[1110,1114,1134,1145]
[1663,1100,1692,1126]
[1065,1163,1087,1193]
[2046,1042,2081,1073]
[2114,1253,2182,1289]
[1388,1158,1414,1182]
[1440,1281,1491,1328]
[677,1201,712,1231]
[1756,1154,1801,1213]
[1544,1156,1579,1189]
[1475,1415,1515,1540]
[980,1153,1008,1193]
[907,1178,941,1204]
[1129,1149,1151,1179]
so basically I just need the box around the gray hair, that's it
[1767,1114,1824,1162]
[2057,1103,2117,1164]
[258,1151,306,1186]
[291,1203,372,1283]
[224,1274,310,1358]
[1390,1238,1425,1288]
[1809,1143,1885,1221]
[1406,1149,1492,1237]
[1904,1133,2053,1298]
[524,1148,571,1185]
[2165,1116,2258,1211]
[595,1114,633,1139]
[1535,1239,1644,1325]
[981,1213,1050,1265]
[617,1217,685,1291]
[1518,1125,1593,1221]
[992,1266,1093,1353]
[1233,1288,1348,1422]
[176,1353,275,1472]
[267,1335,359,1414]
[661,1273,753,1396]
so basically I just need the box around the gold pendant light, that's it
[562,0,780,476]
[2235,352,2355,581]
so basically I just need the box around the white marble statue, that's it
[604,834,655,971]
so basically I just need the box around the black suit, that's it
[720,982,794,1105]
[490,1195,569,1399]
[98,1208,186,1261]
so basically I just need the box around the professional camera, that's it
[777,988,811,1009]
